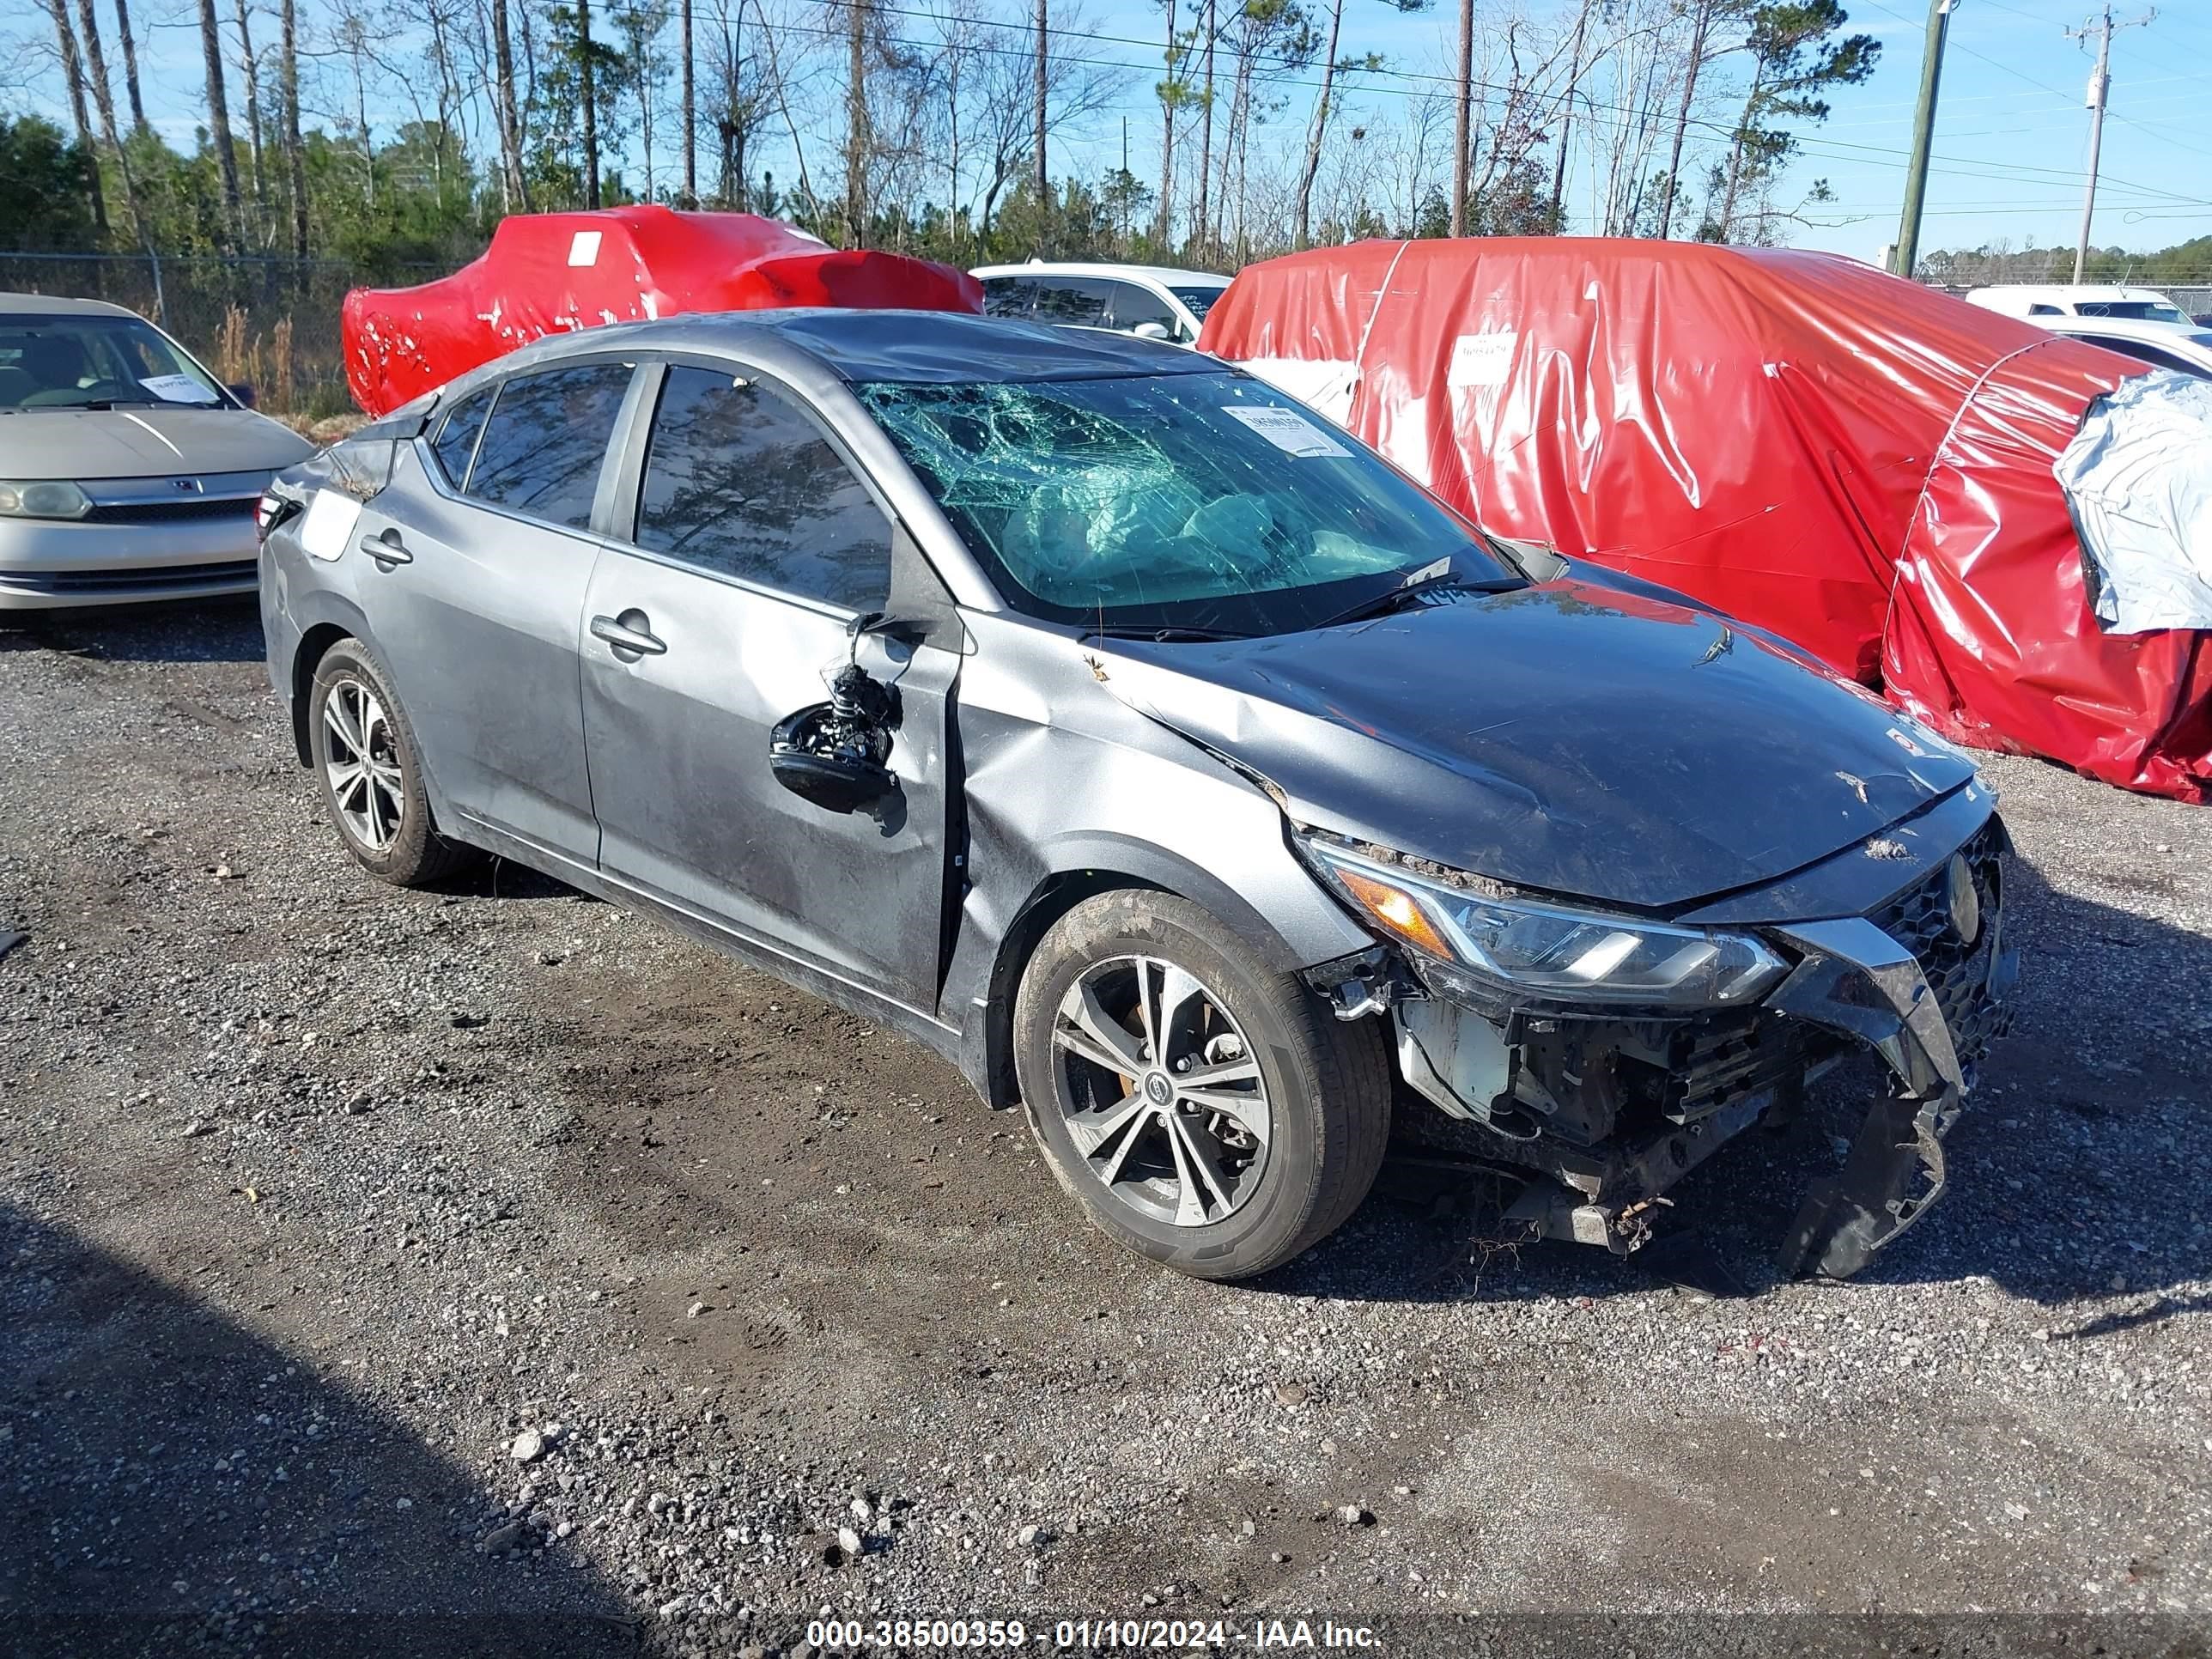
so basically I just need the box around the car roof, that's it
[0,292,144,319]
[969,262,1234,288]
[1966,283,2178,302]
[457,307,1221,394]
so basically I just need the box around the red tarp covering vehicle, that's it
[343,205,985,416]
[1200,238,2212,801]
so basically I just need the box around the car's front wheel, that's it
[1013,890,1392,1280]
[307,639,477,887]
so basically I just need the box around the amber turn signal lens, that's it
[1334,866,1453,958]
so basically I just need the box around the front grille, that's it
[1869,818,2008,1060]
[82,496,258,525]
[0,557,258,595]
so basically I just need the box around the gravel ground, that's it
[2,599,2208,1659]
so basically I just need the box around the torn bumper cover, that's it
[1765,910,2016,1278]
[1315,822,2019,1280]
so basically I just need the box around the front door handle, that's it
[591,611,667,658]
[360,532,412,567]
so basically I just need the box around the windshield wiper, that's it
[1311,571,1521,630]
[1083,623,1252,643]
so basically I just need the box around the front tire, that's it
[307,639,477,887]
[1012,890,1392,1280]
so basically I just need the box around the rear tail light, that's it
[256,492,300,542]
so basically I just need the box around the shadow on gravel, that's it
[0,598,264,664]
[0,1203,641,1659]
[1267,854,2212,1318]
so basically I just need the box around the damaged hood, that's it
[1096,576,1978,910]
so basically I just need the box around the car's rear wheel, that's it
[307,639,476,886]
[1013,890,1392,1280]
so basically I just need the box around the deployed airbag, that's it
[2056,370,2212,633]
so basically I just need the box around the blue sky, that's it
[17,0,2210,265]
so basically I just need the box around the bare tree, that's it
[111,0,147,131]
[197,0,246,245]
[233,0,267,232]
[1194,0,1214,249]
[680,0,696,201]
[844,0,868,240]
[1449,0,1471,234]
[580,0,602,206]
[1293,0,1345,247]
[488,0,532,210]
[1153,0,1181,242]
[43,0,108,232]
[281,0,306,256]
[1030,0,1047,206]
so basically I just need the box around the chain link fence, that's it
[0,251,452,419]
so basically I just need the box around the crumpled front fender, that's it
[1766,915,2018,1279]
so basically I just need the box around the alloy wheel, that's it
[322,678,405,853]
[1050,954,1272,1227]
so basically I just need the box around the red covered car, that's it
[1200,239,2212,801]
[343,205,983,416]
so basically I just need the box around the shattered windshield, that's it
[854,371,1515,635]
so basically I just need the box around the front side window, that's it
[1170,283,1228,325]
[1031,278,1114,326]
[982,278,1036,319]
[633,364,894,613]
[0,311,225,410]
[466,362,634,529]
[1108,284,1181,337]
[854,370,1517,635]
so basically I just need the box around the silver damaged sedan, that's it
[258,310,2018,1284]
[1,294,313,608]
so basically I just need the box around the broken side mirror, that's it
[768,741,898,815]
[767,611,908,816]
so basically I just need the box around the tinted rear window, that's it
[467,363,634,529]
[430,388,493,486]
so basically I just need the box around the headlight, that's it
[1300,836,1786,1007]
[0,481,93,520]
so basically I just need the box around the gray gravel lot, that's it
[2,599,2209,1659]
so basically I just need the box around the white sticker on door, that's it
[1221,404,1351,458]
[299,489,362,562]
[1446,331,1517,390]
[568,229,603,267]
[139,374,222,404]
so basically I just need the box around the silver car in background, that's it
[0,294,313,609]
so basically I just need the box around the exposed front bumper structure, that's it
[1355,818,2018,1280]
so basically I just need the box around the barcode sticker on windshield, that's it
[1223,404,1350,458]
[139,374,220,404]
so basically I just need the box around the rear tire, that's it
[1013,890,1392,1280]
[307,639,477,887]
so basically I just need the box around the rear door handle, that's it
[359,532,412,566]
[591,611,667,658]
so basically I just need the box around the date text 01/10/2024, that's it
[800,1619,1385,1650]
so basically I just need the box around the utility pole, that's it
[1892,0,1958,279]
[2065,5,2154,283]
[1449,0,1473,236]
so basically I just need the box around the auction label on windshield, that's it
[1223,404,1351,459]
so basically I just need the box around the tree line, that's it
[5,0,1887,278]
